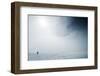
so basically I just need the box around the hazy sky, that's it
[28,15,88,60]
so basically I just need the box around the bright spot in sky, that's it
[37,16,48,28]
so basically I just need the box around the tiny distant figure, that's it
[37,51,39,55]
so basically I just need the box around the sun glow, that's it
[37,16,49,28]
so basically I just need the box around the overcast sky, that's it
[28,15,88,60]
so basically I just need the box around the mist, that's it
[28,15,88,60]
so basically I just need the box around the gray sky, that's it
[28,15,88,60]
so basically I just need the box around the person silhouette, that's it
[37,51,39,55]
